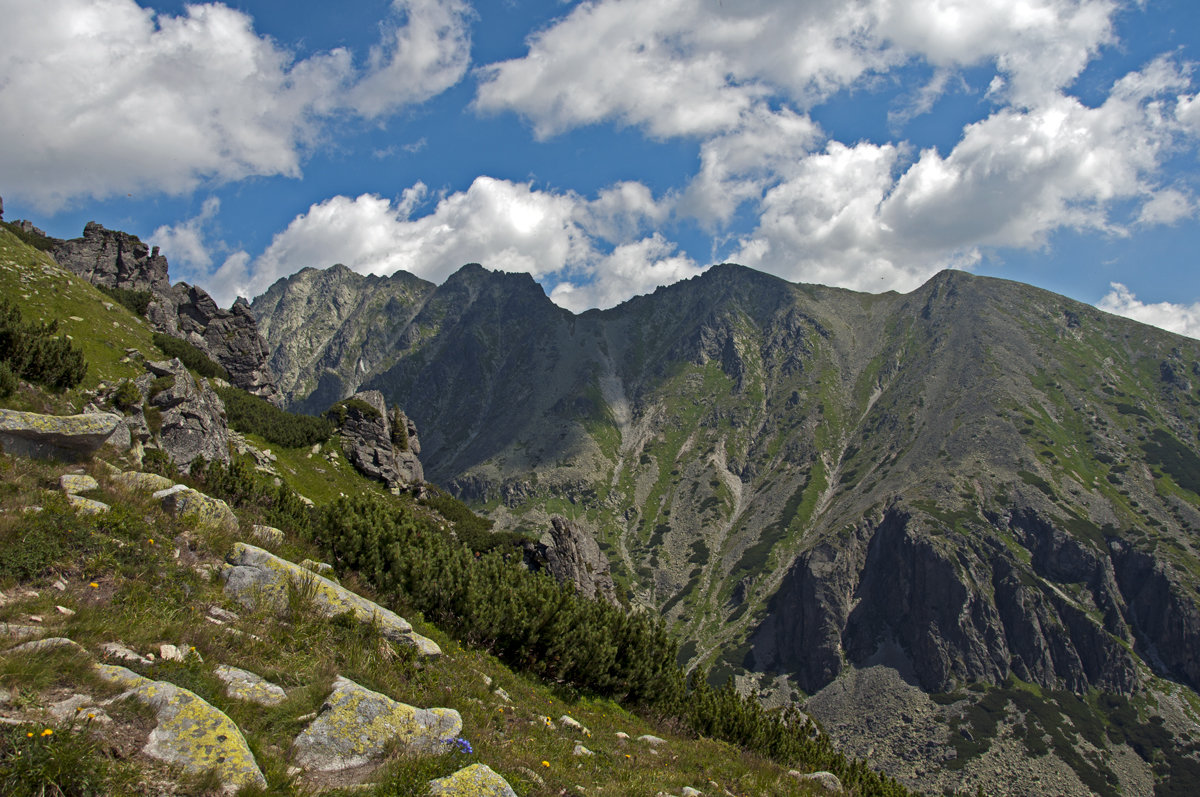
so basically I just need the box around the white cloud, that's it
[729,58,1200,292]
[475,0,1118,138]
[204,177,688,309]
[0,0,471,210]
[150,197,222,274]
[549,234,703,312]
[1098,283,1200,340]
[1137,189,1195,226]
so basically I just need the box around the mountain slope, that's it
[256,262,1200,793]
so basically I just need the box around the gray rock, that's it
[59,474,99,494]
[110,471,176,493]
[291,676,461,772]
[6,637,86,655]
[428,763,518,796]
[530,517,619,606]
[100,642,152,666]
[638,734,667,746]
[215,664,287,706]
[787,770,843,792]
[158,486,238,532]
[95,663,266,794]
[52,222,170,294]
[68,495,110,515]
[334,391,424,489]
[222,543,441,656]
[250,524,285,547]
[49,694,112,725]
[0,409,123,462]
[141,358,229,472]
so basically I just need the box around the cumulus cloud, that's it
[476,0,1117,138]
[728,57,1200,292]
[150,197,222,275]
[0,0,471,210]
[1098,283,1200,340]
[205,177,685,308]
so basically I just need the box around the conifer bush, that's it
[0,296,87,391]
[96,284,151,316]
[151,333,228,380]
[216,386,333,449]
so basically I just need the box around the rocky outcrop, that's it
[95,663,267,794]
[529,516,619,606]
[52,222,170,294]
[170,286,280,403]
[0,408,124,461]
[334,390,424,489]
[291,676,461,772]
[51,222,279,402]
[137,358,229,472]
[221,542,441,656]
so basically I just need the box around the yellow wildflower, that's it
[88,582,98,589]
[541,760,550,768]
[41,729,52,737]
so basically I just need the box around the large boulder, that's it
[292,676,461,772]
[221,542,441,657]
[156,485,238,532]
[172,285,281,404]
[95,663,267,794]
[429,764,518,796]
[334,391,424,489]
[138,358,229,472]
[528,516,619,606]
[0,408,123,461]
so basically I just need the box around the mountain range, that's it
[253,259,1200,794]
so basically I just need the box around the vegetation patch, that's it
[216,386,334,449]
[151,333,229,381]
[0,295,87,391]
[96,284,151,317]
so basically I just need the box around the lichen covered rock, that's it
[428,763,518,796]
[292,676,461,772]
[157,485,238,532]
[110,470,176,493]
[215,664,287,706]
[222,543,440,656]
[0,409,123,461]
[94,663,267,794]
[139,358,229,472]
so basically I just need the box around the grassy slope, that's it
[0,230,850,795]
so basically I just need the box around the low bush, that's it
[96,285,151,316]
[0,362,16,399]
[151,333,228,381]
[0,296,87,391]
[216,386,333,449]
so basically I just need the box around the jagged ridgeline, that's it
[256,260,1200,794]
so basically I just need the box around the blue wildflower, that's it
[452,736,473,755]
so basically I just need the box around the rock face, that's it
[291,676,461,772]
[95,663,267,794]
[52,221,170,294]
[0,408,124,461]
[51,222,279,402]
[749,506,1142,695]
[334,390,424,489]
[530,516,619,606]
[138,358,229,472]
[221,542,441,656]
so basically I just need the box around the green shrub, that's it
[144,404,163,435]
[0,296,87,391]
[390,407,410,450]
[324,397,381,426]
[141,447,173,476]
[111,379,141,412]
[96,284,151,316]
[151,333,228,380]
[0,362,16,399]
[0,221,55,252]
[215,386,333,449]
[147,375,174,400]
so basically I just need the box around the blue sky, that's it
[2,0,1199,337]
